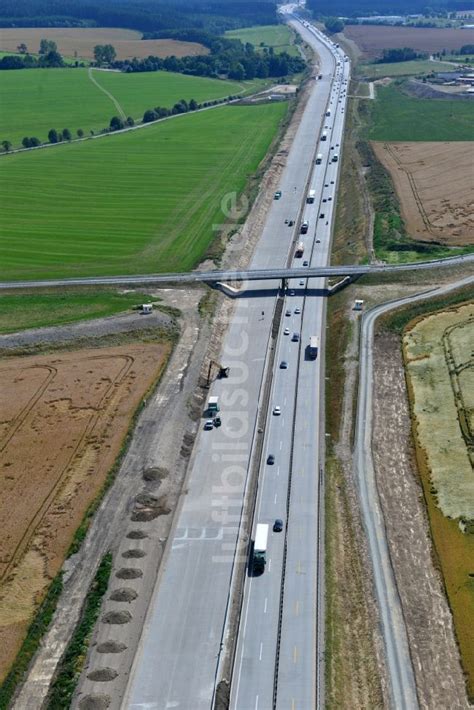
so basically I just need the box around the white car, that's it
[273,406,281,415]
[284,327,290,335]
[294,307,301,314]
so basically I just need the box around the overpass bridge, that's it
[0,254,472,291]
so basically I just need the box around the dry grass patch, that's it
[404,302,474,700]
[404,303,474,519]
[373,142,474,246]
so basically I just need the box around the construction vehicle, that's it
[206,360,230,387]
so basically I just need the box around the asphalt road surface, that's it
[355,273,473,709]
[1,255,473,291]
[122,17,344,710]
[231,17,349,710]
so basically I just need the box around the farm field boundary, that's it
[367,83,474,141]
[343,25,474,59]
[0,341,171,684]
[0,27,208,61]
[0,103,287,281]
[0,68,251,148]
[359,58,452,79]
[403,302,474,701]
[372,141,474,246]
[0,291,158,335]
[225,24,300,56]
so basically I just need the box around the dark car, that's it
[214,416,221,427]
[273,518,283,532]
[303,260,309,266]
[319,213,325,219]
[280,360,288,369]
[267,454,275,465]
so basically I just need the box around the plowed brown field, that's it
[344,24,473,58]
[0,343,169,680]
[0,27,208,59]
[372,141,474,245]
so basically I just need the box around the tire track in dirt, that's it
[0,365,57,454]
[0,354,134,585]
[383,142,434,235]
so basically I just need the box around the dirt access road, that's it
[0,342,169,682]
[373,141,474,246]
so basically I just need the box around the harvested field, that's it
[0,342,169,681]
[372,141,474,246]
[344,25,474,59]
[0,28,208,60]
[404,303,474,698]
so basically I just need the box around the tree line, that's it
[0,0,278,35]
[1,94,242,151]
[0,38,65,69]
[377,47,426,63]
[111,42,305,81]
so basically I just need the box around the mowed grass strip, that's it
[0,68,249,148]
[0,103,287,280]
[0,291,153,334]
[368,83,474,141]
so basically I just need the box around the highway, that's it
[1,254,473,290]
[121,15,344,710]
[230,16,349,710]
[355,273,474,710]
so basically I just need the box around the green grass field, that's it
[0,103,287,280]
[0,50,90,66]
[368,83,474,141]
[225,24,299,56]
[0,68,253,148]
[361,59,451,79]
[0,291,153,334]
[447,54,474,63]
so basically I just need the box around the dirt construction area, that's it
[373,141,474,245]
[343,24,474,58]
[0,342,169,681]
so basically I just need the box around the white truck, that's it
[315,153,323,164]
[308,335,319,359]
[307,189,316,204]
[295,241,305,256]
[207,396,219,413]
[253,524,269,572]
